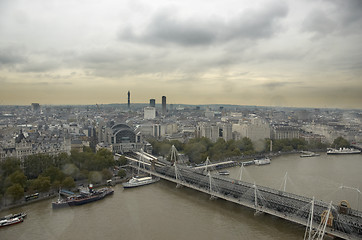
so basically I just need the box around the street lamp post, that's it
[339,185,361,211]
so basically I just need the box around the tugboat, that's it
[52,185,114,209]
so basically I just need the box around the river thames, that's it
[1,153,361,240]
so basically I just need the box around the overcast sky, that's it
[0,0,361,108]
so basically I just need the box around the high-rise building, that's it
[144,107,156,119]
[150,99,156,107]
[197,122,232,142]
[162,96,166,114]
[232,117,271,143]
[127,91,130,110]
[31,103,40,113]
[271,126,299,140]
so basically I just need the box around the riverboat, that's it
[0,212,27,221]
[0,212,26,228]
[122,176,160,188]
[300,151,320,158]
[52,187,114,209]
[0,217,24,228]
[218,170,230,176]
[241,160,255,166]
[254,157,271,166]
[327,148,361,155]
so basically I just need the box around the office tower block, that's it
[162,96,166,114]
[127,91,130,110]
[150,99,156,107]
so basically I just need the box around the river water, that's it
[1,153,361,240]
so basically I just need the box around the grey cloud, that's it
[0,47,27,66]
[18,60,60,73]
[120,14,217,46]
[225,2,288,40]
[263,50,307,61]
[0,47,68,73]
[333,0,362,35]
[328,0,362,24]
[119,2,288,47]
[77,47,157,77]
[78,47,230,79]
[145,13,216,46]
[76,41,253,80]
[262,81,302,90]
[80,50,124,64]
[0,78,73,86]
[303,0,362,36]
[302,10,336,36]
[31,81,73,85]
[33,73,76,81]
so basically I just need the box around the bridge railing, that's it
[152,164,362,238]
[124,151,362,240]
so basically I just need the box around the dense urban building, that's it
[197,122,232,142]
[232,116,271,143]
[1,102,361,162]
[144,107,156,120]
[31,103,41,113]
[110,124,143,153]
[271,125,300,140]
[0,130,71,161]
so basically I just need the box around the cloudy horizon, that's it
[1,0,361,109]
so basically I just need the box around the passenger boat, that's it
[0,212,26,228]
[0,212,27,221]
[241,160,255,166]
[0,217,24,228]
[254,157,271,166]
[300,151,320,158]
[327,148,361,155]
[218,170,230,176]
[52,187,114,209]
[122,176,160,188]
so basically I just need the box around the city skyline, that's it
[0,0,362,109]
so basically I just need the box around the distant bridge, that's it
[117,152,362,240]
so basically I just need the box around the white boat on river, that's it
[254,157,271,166]
[327,148,361,155]
[122,176,160,188]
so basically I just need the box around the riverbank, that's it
[223,149,326,164]
[2,153,361,240]
[0,192,57,212]
[0,176,128,212]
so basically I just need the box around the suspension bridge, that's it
[116,150,362,240]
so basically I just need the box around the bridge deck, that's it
[193,160,237,170]
[125,159,361,240]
